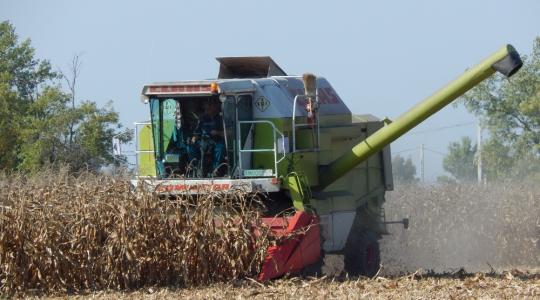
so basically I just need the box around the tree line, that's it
[0,21,131,173]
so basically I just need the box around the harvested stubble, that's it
[0,171,271,295]
[381,182,540,274]
[43,270,540,299]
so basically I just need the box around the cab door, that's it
[237,94,254,175]
[222,96,237,177]
[222,94,253,178]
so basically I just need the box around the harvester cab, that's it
[132,46,522,280]
[135,56,348,199]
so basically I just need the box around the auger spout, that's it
[318,44,522,190]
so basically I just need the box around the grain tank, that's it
[133,45,522,280]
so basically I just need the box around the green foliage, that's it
[392,155,418,184]
[18,86,71,171]
[442,136,477,182]
[0,21,130,173]
[458,37,540,181]
[73,101,129,170]
[0,21,57,100]
[0,74,21,169]
[0,21,55,171]
[480,139,513,181]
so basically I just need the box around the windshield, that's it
[150,96,231,178]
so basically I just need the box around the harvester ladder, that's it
[292,94,320,153]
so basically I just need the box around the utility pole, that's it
[477,122,483,184]
[420,143,425,183]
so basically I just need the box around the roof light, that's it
[210,82,219,94]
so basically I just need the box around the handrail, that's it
[237,120,285,177]
[292,94,320,152]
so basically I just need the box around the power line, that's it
[424,147,447,156]
[393,147,418,155]
[393,146,447,156]
[407,121,476,135]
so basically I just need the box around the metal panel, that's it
[218,80,256,94]
[248,77,351,119]
[382,145,394,191]
[332,211,356,251]
[320,211,356,252]
[132,177,281,195]
[216,56,287,79]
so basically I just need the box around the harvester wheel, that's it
[300,256,324,277]
[344,230,380,278]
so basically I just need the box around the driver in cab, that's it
[188,100,225,171]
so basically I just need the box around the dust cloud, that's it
[380,182,540,274]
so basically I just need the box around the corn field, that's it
[0,170,271,295]
[1,171,539,297]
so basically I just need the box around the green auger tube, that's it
[318,44,522,190]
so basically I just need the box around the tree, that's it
[459,37,540,180]
[0,21,130,172]
[0,21,58,171]
[0,75,20,169]
[71,101,130,171]
[18,86,71,170]
[62,53,83,147]
[0,22,57,100]
[480,138,514,181]
[442,136,477,182]
[54,53,132,172]
[392,155,418,184]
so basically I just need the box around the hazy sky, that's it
[2,0,539,180]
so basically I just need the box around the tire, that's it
[301,255,324,277]
[344,230,380,277]
[302,253,352,278]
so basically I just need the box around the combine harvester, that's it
[132,45,522,280]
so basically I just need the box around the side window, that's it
[161,98,177,153]
[150,97,161,159]
[149,98,178,177]
[237,94,253,146]
[223,96,237,172]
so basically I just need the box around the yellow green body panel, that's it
[251,114,354,187]
[311,118,390,215]
[138,124,157,177]
[250,113,390,216]
[284,173,311,211]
